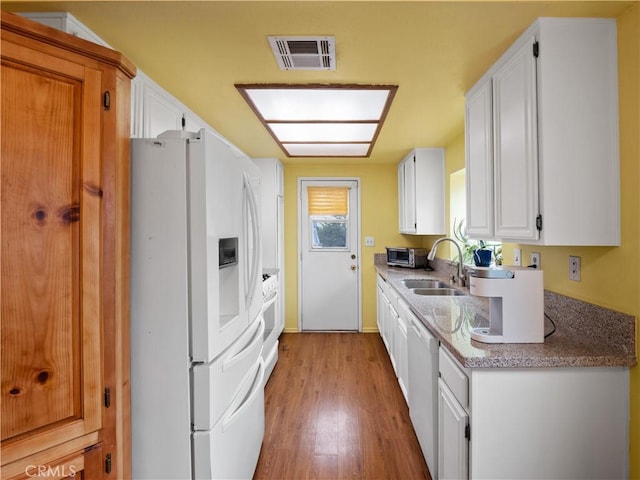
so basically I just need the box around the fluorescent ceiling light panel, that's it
[268,123,378,142]
[282,143,371,157]
[235,84,398,158]
[244,89,390,121]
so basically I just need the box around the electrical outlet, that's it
[365,236,375,247]
[569,255,581,281]
[513,248,521,266]
[530,252,541,268]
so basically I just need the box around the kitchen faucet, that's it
[428,237,466,286]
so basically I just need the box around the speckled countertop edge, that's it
[374,254,636,368]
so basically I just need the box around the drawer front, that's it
[193,359,265,480]
[192,316,264,430]
[439,347,469,409]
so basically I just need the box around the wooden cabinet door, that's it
[1,39,103,464]
[492,36,540,241]
[6,443,104,480]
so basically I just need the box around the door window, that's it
[307,186,349,250]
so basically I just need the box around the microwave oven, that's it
[386,247,428,269]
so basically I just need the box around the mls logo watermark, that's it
[25,465,77,477]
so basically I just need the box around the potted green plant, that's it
[452,218,494,267]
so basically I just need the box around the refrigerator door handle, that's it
[223,316,265,372]
[222,358,265,432]
[243,172,261,307]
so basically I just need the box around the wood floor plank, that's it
[254,332,432,480]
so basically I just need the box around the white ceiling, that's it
[4,1,635,163]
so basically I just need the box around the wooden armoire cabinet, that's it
[1,11,135,479]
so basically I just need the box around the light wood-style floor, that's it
[254,332,432,480]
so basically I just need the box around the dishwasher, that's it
[407,311,439,479]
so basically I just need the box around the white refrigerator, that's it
[130,129,265,479]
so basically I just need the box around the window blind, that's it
[307,186,349,215]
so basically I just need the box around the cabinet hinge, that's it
[103,91,111,111]
[536,214,543,231]
[105,453,112,474]
[465,424,471,441]
[181,114,186,129]
[533,41,539,58]
[104,386,111,408]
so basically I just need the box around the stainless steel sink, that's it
[402,279,450,289]
[411,288,465,296]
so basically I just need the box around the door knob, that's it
[350,265,357,270]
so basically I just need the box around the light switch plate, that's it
[513,248,521,266]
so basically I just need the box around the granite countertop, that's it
[375,258,636,368]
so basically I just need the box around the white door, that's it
[299,179,360,331]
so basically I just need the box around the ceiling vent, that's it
[268,36,336,71]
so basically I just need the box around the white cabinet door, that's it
[132,72,208,139]
[399,157,416,233]
[398,148,445,235]
[145,83,184,136]
[438,379,469,480]
[376,282,385,335]
[396,299,416,404]
[254,158,283,271]
[395,309,409,402]
[492,36,539,241]
[465,79,494,239]
[380,290,391,351]
[387,302,398,373]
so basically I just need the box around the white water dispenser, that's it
[468,266,544,344]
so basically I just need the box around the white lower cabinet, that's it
[377,280,630,480]
[376,274,408,403]
[438,345,630,480]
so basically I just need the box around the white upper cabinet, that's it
[19,12,215,142]
[465,18,620,245]
[253,158,284,271]
[19,12,111,46]
[398,148,446,235]
[131,71,208,138]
